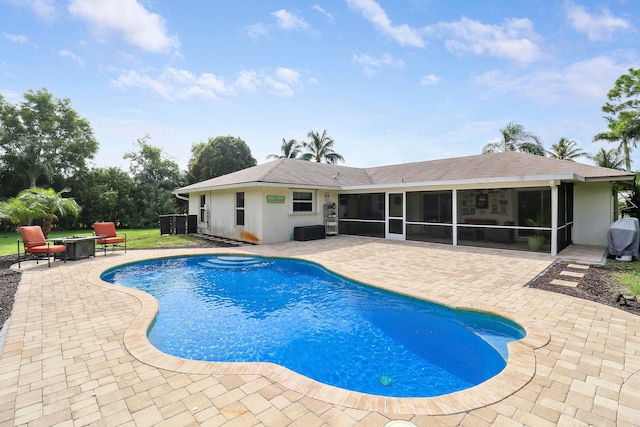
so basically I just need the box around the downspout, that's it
[174,193,189,201]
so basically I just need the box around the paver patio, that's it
[1,236,639,426]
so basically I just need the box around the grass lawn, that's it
[0,229,208,257]
[609,259,640,295]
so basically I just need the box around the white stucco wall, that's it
[189,189,262,243]
[190,187,338,244]
[205,190,235,240]
[188,194,202,228]
[573,181,615,245]
[260,188,336,243]
[260,187,291,243]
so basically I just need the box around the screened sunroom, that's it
[338,183,577,255]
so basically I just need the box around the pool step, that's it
[199,256,265,269]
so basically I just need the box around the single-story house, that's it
[173,152,636,255]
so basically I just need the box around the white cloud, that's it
[272,9,309,31]
[235,71,260,92]
[247,23,269,39]
[263,77,296,97]
[112,67,304,100]
[111,68,230,100]
[434,17,542,64]
[346,0,425,48]
[420,74,442,85]
[473,55,630,104]
[263,67,302,97]
[248,9,313,39]
[68,0,180,54]
[3,33,29,44]
[59,50,85,66]
[353,53,404,75]
[566,1,630,41]
[8,0,57,22]
[312,5,334,24]
[275,67,300,84]
[235,69,302,97]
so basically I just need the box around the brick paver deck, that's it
[1,236,639,426]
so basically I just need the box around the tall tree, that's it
[547,137,586,160]
[0,89,98,191]
[482,122,545,156]
[267,138,304,160]
[595,68,640,172]
[0,136,55,190]
[188,135,256,183]
[66,167,137,228]
[593,116,640,172]
[588,147,625,170]
[301,129,345,163]
[124,135,184,228]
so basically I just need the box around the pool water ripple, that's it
[101,255,525,397]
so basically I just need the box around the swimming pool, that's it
[101,254,525,397]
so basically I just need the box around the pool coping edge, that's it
[87,251,551,416]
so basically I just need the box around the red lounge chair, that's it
[93,222,127,255]
[18,225,67,268]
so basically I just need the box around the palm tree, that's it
[593,113,640,171]
[482,122,545,156]
[266,138,303,160]
[588,147,625,170]
[0,188,81,237]
[2,136,55,188]
[301,130,345,164]
[547,137,586,160]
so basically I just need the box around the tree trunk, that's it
[42,218,53,238]
[623,141,631,171]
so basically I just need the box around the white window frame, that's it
[291,190,315,214]
[235,192,245,226]
[199,195,207,223]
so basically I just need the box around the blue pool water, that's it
[101,255,525,397]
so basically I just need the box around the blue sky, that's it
[1,0,638,171]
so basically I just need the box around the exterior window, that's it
[407,191,452,223]
[200,195,206,222]
[337,193,386,238]
[236,192,245,226]
[292,191,313,212]
[338,193,385,220]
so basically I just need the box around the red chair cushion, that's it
[97,237,125,245]
[94,222,118,238]
[26,244,66,254]
[19,226,46,248]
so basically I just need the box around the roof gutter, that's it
[340,174,582,191]
[173,181,342,194]
[583,175,635,183]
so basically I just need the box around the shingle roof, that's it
[362,152,634,185]
[174,152,635,193]
[175,159,370,192]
